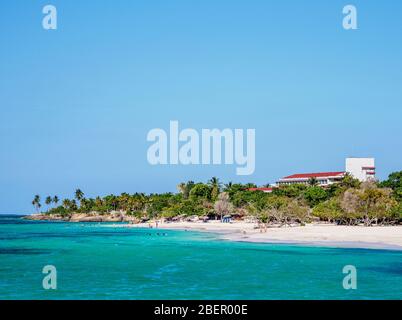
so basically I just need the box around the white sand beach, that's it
[108,221,402,250]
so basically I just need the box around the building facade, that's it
[275,157,375,187]
[345,157,376,182]
[277,172,345,187]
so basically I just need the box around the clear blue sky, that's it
[1,0,401,213]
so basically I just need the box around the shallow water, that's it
[0,215,401,300]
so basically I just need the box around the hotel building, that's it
[248,158,376,192]
[276,158,376,187]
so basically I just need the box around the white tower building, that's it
[345,158,376,182]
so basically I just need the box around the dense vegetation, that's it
[32,172,402,226]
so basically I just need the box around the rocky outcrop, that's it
[25,214,66,221]
[24,213,141,223]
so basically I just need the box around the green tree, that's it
[326,184,341,198]
[341,182,397,226]
[208,177,221,201]
[189,184,212,200]
[214,192,233,221]
[262,195,290,226]
[104,194,118,212]
[177,181,195,199]
[53,196,59,207]
[273,184,307,198]
[304,186,328,207]
[340,173,361,189]
[62,199,70,209]
[32,195,41,213]
[225,183,246,198]
[119,193,130,211]
[244,183,257,189]
[308,177,318,186]
[75,189,84,202]
[285,199,311,224]
[312,198,343,222]
[390,203,402,221]
[62,199,77,212]
[265,197,309,226]
[380,171,402,202]
[177,183,186,196]
[223,181,233,192]
[45,196,52,211]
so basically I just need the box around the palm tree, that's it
[224,181,233,192]
[95,196,103,207]
[71,199,78,211]
[62,199,77,212]
[308,177,318,186]
[53,195,59,207]
[32,195,41,213]
[244,183,257,189]
[177,183,186,195]
[176,181,195,199]
[104,194,118,212]
[75,189,84,201]
[340,173,361,189]
[75,189,85,210]
[208,177,221,189]
[45,196,52,211]
[119,193,130,212]
[208,177,222,200]
[62,199,71,209]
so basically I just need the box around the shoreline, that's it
[104,221,402,251]
[23,214,402,251]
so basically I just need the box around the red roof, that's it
[281,172,345,180]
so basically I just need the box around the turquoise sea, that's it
[0,215,401,300]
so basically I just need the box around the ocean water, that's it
[0,215,401,300]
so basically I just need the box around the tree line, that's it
[32,172,402,226]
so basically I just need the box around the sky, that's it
[0,0,401,213]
